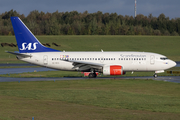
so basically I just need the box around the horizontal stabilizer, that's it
[6,51,32,57]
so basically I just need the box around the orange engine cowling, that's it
[103,65,125,75]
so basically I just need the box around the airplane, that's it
[7,17,176,78]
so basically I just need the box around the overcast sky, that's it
[1,0,180,19]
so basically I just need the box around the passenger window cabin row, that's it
[119,58,146,60]
[52,58,146,61]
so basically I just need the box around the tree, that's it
[90,18,97,35]
[2,9,20,19]
[153,30,161,36]
[0,10,179,35]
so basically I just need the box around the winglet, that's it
[11,17,60,53]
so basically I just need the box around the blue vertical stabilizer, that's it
[11,17,60,53]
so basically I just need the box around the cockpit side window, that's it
[160,57,168,60]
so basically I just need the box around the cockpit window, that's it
[160,57,168,60]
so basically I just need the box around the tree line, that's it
[0,9,180,36]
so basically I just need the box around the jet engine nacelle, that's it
[103,65,125,75]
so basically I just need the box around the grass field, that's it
[0,79,180,120]
[1,35,180,120]
[0,35,180,63]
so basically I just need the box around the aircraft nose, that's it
[170,60,176,67]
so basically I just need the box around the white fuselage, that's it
[17,51,176,73]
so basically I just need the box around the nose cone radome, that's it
[170,60,177,68]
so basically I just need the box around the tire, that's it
[153,74,158,78]
[93,73,97,78]
[88,73,97,78]
[88,73,94,78]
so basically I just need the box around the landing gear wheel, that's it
[153,74,158,78]
[93,73,97,78]
[88,73,97,78]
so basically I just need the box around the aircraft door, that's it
[150,55,155,65]
[43,55,48,65]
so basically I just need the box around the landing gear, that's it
[88,69,97,78]
[153,73,158,78]
[88,73,97,78]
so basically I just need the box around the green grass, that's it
[0,79,180,120]
[0,70,83,78]
[1,35,180,120]
[0,66,40,69]
[0,35,180,63]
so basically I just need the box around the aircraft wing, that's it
[6,51,32,58]
[62,59,104,71]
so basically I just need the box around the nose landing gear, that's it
[153,73,158,78]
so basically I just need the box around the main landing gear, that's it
[88,69,97,78]
[88,73,97,78]
[153,73,158,78]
